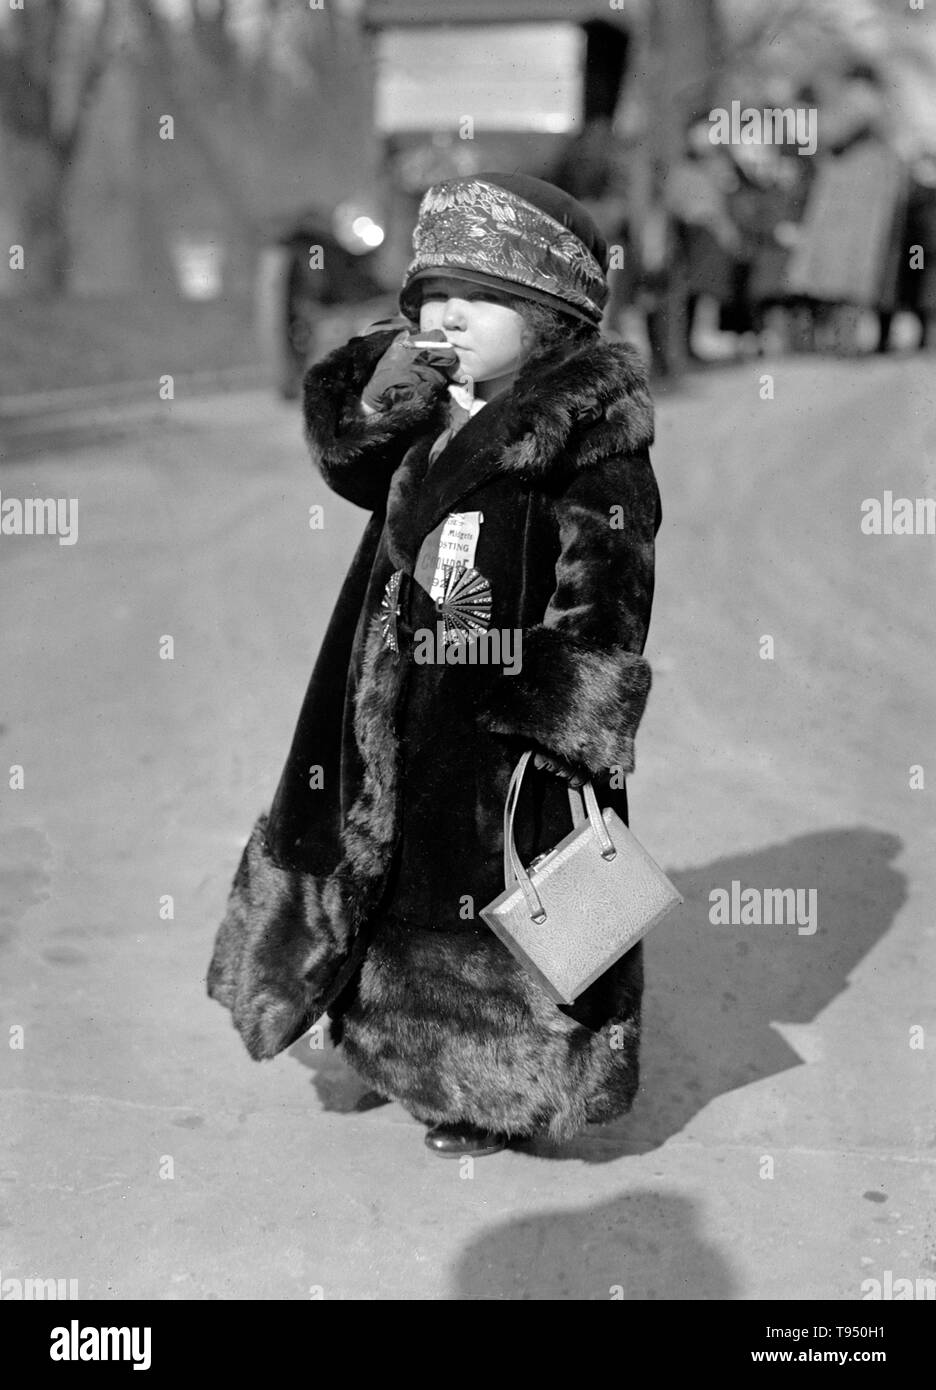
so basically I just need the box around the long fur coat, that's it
[207,326,660,1142]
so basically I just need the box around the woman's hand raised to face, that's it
[360,330,465,413]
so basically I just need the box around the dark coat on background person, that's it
[898,171,936,319]
[207,326,661,1141]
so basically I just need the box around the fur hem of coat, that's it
[207,817,349,1061]
[329,916,643,1143]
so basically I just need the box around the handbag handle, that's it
[501,750,617,923]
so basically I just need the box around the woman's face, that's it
[417,276,526,387]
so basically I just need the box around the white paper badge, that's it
[427,511,484,602]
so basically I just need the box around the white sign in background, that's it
[375,24,584,134]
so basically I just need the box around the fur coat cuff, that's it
[473,440,658,780]
[475,625,652,778]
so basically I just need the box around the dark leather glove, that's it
[360,329,462,412]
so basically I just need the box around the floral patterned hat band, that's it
[399,176,610,327]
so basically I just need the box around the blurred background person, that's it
[664,118,745,363]
[785,61,909,355]
[549,114,640,341]
[721,126,815,355]
[889,149,936,350]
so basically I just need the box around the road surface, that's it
[1,355,934,1299]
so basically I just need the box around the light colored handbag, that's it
[479,750,683,1005]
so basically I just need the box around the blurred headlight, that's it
[351,216,385,248]
[334,201,385,254]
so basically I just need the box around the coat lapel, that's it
[415,392,516,537]
[382,338,655,575]
[383,394,515,573]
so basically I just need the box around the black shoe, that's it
[424,1122,507,1157]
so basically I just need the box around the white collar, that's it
[448,380,487,418]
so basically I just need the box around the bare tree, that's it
[0,0,116,293]
[129,0,376,289]
[131,0,262,253]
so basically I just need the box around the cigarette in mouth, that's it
[406,335,458,352]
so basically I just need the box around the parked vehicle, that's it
[255,205,391,399]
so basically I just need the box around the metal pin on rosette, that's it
[379,569,405,660]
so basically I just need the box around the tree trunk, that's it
[17,142,72,295]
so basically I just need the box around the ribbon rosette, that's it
[380,569,404,653]
[435,563,492,645]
